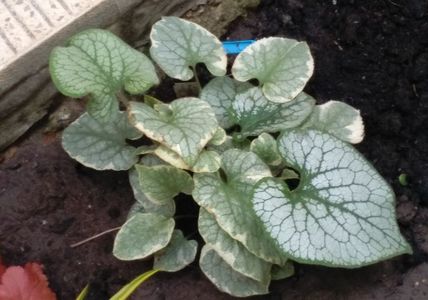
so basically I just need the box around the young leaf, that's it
[300,100,365,144]
[271,262,294,281]
[199,245,269,297]
[232,37,314,103]
[150,16,227,80]
[199,208,272,282]
[153,230,198,272]
[252,129,412,267]
[231,87,315,136]
[208,128,227,146]
[155,145,221,173]
[128,169,176,218]
[250,133,282,166]
[193,149,287,265]
[129,98,218,166]
[62,112,142,170]
[49,29,159,121]
[110,270,158,300]
[135,165,193,204]
[0,263,57,300]
[113,213,175,260]
[200,77,252,129]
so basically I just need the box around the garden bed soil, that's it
[1,0,428,299]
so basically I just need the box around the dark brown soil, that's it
[1,0,428,299]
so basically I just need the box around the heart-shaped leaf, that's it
[252,129,412,267]
[301,100,364,144]
[128,169,176,218]
[113,213,175,260]
[155,146,221,173]
[50,29,159,121]
[153,230,198,272]
[199,245,269,297]
[232,37,314,103]
[199,208,271,282]
[129,98,218,166]
[231,87,315,136]
[200,77,252,129]
[135,165,193,204]
[150,17,227,81]
[193,149,287,265]
[250,133,282,166]
[62,112,142,170]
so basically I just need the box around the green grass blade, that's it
[110,269,159,300]
[76,284,89,300]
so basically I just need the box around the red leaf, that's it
[0,263,56,300]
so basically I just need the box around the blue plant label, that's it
[222,40,256,54]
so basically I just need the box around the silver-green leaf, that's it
[199,245,269,297]
[199,208,272,282]
[113,213,175,260]
[129,98,218,166]
[301,100,365,144]
[252,129,412,267]
[200,77,252,129]
[135,165,193,204]
[231,87,315,136]
[150,17,227,80]
[193,149,287,265]
[250,133,282,166]
[154,145,221,173]
[129,168,176,218]
[232,37,314,103]
[50,29,159,121]
[62,112,141,170]
[153,230,198,272]
[208,127,227,146]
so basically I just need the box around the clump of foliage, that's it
[49,17,411,297]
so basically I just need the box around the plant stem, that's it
[192,66,202,91]
[117,90,130,108]
[70,226,121,248]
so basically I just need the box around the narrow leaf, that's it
[253,129,412,267]
[62,112,141,170]
[301,100,365,144]
[232,37,314,103]
[113,213,175,260]
[110,269,158,300]
[150,17,227,80]
[76,285,89,300]
[153,230,198,272]
[199,245,269,297]
[49,29,158,121]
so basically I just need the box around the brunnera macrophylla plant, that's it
[49,16,411,297]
